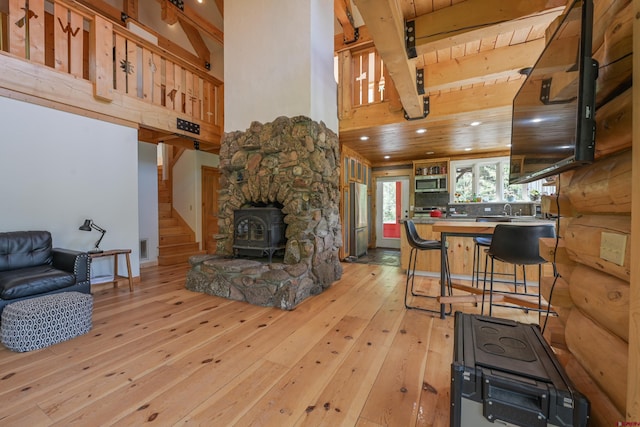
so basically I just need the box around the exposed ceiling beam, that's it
[157,0,224,45]
[214,0,223,17]
[334,0,357,44]
[138,128,219,153]
[74,0,123,24]
[335,25,373,52]
[424,38,545,93]
[410,0,566,56]
[353,0,424,119]
[123,0,138,20]
[178,17,211,65]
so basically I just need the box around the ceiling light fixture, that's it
[360,136,369,141]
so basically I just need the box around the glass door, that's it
[376,177,409,249]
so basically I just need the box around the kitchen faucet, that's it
[503,203,512,216]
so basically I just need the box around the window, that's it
[382,182,397,224]
[450,156,546,203]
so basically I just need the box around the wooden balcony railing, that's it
[0,0,222,143]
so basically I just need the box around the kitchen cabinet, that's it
[410,158,450,215]
[413,158,450,179]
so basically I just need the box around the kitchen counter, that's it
[400,217,553,280]
[405,215,549,224]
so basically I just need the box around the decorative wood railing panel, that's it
[1,0,222,140]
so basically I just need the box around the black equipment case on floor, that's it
[451,312,589,427]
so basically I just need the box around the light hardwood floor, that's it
[0,262,539,426]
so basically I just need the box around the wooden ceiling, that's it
[336,0,569,165]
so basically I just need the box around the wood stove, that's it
[233,207,286,262]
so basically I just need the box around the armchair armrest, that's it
[52,248,90,284]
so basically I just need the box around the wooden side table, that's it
[89,249,134,292]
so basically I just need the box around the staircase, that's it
[157,168,205,266]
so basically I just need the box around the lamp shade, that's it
[79,219,93,231]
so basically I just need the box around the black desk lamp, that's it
[79,219,106,253]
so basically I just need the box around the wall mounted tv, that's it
[509,0,597,184]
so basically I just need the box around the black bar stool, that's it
[471,217,513,290]
[404,219,451,314]
[481,224,556,317]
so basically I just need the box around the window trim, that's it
[449,156,545,203]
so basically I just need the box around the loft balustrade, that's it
[0,0,223,145]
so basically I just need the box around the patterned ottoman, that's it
[1,292,93,352]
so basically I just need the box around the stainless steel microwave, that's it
[415,174,447,192]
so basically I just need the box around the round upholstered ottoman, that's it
[1,292,93,352]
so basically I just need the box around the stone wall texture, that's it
[186,116,343,309]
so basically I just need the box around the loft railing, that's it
[351,47,389,107]
[0,0,222,134]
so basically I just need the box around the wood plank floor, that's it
[0,262,539,426]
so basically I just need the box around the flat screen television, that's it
[509,0,597,184]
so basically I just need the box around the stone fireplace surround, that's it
[186,116,343,309]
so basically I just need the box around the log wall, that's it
[542,0,637,423]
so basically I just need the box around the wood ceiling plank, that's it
[399,0,419,18]
[424,39,545,92]
[510,26,532,45]
[410,0,565,56]
[353,0,424,118]
[340,78,521,134]
[495,32,513,49]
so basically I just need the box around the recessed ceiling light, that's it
[360,136,369,141]
[464,147,472,151]
[384,155,390,159]
[416,128,427,134]
[470,121,481,126]
[426,151,434,155]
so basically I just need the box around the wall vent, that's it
[140,239,148,260]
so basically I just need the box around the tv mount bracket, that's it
[539,78,577,105]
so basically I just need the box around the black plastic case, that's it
[451,312,589,427]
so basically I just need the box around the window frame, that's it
[449,156,545,203]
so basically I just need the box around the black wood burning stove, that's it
[233,207,286,262]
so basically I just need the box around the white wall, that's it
[310,0,339,132]
[225,0,337,133]
[173,150,219,247]
[138,142,159,266]
[0,97,140,279]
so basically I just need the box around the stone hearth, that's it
[186,116,343,309]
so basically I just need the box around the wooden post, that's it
[337,50,352,120]
[90,15,113,101]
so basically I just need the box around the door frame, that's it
[375,175,410,249]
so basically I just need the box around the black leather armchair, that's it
[0,231,91,315]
